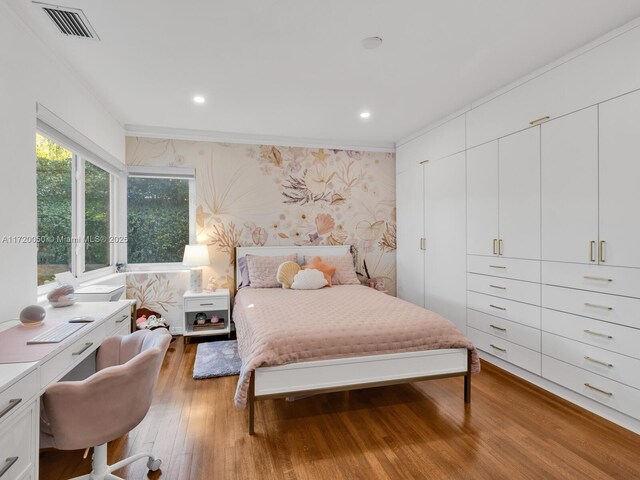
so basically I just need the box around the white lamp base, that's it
[190,268,203,293]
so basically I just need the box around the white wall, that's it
[0,2,125,320]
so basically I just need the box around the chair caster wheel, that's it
[147,458,162,471]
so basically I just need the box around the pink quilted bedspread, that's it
[233,285,480,408]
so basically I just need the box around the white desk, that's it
[0,301,131,480]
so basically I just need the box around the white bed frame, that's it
[235,246,471,434]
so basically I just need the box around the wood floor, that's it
[40,339,640,480]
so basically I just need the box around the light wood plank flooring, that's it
[40,339,640,479]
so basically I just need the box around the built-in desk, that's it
[0,301,131,480]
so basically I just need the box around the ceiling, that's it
[9,0,640,148]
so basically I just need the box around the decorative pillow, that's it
[301,256,336,287]
[277,261,301,289]
[237,256,251,288]
[246,254,297,288]
[291,269,328,290]
[304,254,359,285]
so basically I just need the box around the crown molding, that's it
[125,124,396,153]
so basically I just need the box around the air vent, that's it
[34,2,99,40]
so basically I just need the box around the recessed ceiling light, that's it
[360,111,371,119]
[193,96,205,104]
[362,36,383,50]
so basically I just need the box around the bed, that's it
[233,245,480,434]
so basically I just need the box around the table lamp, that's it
[183,244,210,293]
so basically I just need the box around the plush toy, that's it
[136,314,169,330]
[301,256,336,287]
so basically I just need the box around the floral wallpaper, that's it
[125,138,396,305]
[125,272,188,330]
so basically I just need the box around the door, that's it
[467,141,499,256]
[599,89,640,268]
[498,127,541,260]
[424,152,467,332]
[541,107,599,264]
[396,164,425,306]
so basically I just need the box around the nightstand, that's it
[183,289,230,343]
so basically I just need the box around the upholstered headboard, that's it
[235,245,351,289]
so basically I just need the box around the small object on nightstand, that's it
[183,244,211,293]
[206,276,217,292]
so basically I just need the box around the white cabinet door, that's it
[424,152,467,332]
[599,90,640,268]
[498,127,541,260]
[541,107,599,264]
[467,141,499,256]
[396,164,424,306]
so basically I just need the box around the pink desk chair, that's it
[41,329,171,480]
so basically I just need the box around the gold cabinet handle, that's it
[72,342,94,356]
[490,344,507,352]
[589,241,596,262]
[583,329,613,339]
[584,356,613,368]
[489,284,506,290]
[584,275,613,282]
[489,304,506,311]
[420,238,426,251]
[493,239,498,255]
[489,324,507,332]
[584,383,613,396]
[599,240,606,263]
[584,302,613,311]
[116,314,128,324]
[489,265,506,269]
[498,239,503,256]
[529,115,550,125]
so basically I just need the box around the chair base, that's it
[69,443,161,480]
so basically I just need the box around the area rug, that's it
[193,340,242,379]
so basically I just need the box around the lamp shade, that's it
[182,244,210,267]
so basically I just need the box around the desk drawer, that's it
[467,255,540,282]
[105,308,130,336]
[541,309,640,359]
[0,402,35,480]
[0,371,37,428]
[542,355,640,420]
[542,261,640,298]
[542,332,640,390]
[467,309,540,351]
[184,297,227,312]
[40,323,106,389]
[467,327,541,374]
[467,273,540,305]
[467,291,541,329]
[542,285,640,329]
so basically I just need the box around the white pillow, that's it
[291,269,328,290]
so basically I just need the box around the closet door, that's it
[498,127,541,260]
[396,164,425,306]
[541,107,599,264]
[599,90,640,268]
[424,152,467,332]
[467,141,499,256]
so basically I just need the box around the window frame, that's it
[124,166,196,271]
[36,129,120,294]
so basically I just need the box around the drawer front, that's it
[467,327,541,375]
[467,291,541,329]
[0,402,35,480]
[542,332,640,390]
[542,285,640,329]
[467,309,540,351]
[184,297,227,312]
[105,307,130,336]
[467,255,540,283]
[467,273,540,305]
[40,323,106,389]
[0,371,37,427]
[115,321,130,337]
[541,309,639,359]
[542,355,640,420]
[542,261,640,298]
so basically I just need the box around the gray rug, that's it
[193,340,242,379]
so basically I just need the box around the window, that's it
[127,173,194,264]
[36,132,116,287]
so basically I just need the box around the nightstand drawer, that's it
[185,297,227,312]
[0,371,37,428]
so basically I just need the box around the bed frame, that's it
[235,246,471,435]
